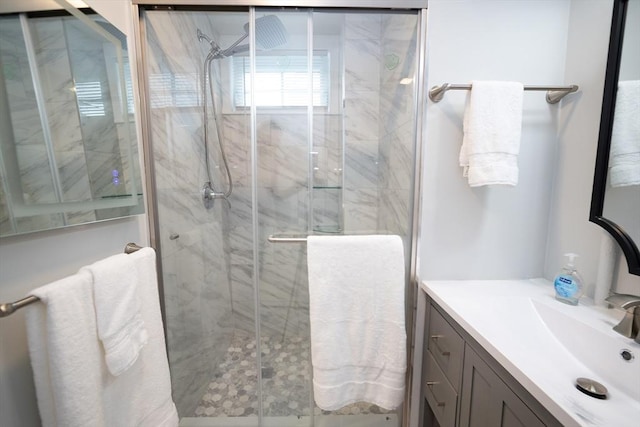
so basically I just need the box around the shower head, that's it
[248,15,288,50]
[200,15,288,59]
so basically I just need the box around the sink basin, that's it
[532,299,640,402]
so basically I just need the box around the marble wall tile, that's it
[344,91,380,141]
[343,188,378,233]
[381,14,419,42]
[221,114,251,187]
[344,14,381,41]
[149,108,207,193]
[55,149,92,203]
[15,145,58,204]
[344,140,379,190]
[345,38,381,92]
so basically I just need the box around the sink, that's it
[532,299,640,401]
[423,279,640,426]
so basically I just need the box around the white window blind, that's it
[233,52,329,108]
[148,72,199,109]
[124,62,134,114]
[76,81,105,117]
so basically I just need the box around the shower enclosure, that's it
[136,2,425,426]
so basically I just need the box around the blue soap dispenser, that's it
[554,253,583,305]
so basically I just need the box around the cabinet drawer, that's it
[424,350,458,427]
[427,307,464,391]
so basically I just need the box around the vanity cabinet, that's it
[459,345,544,427]
[422,300,560,427]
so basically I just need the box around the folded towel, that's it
[609,80,640,187]
[460,81,524,187]
[102,247,178,427]
[25,247,178,427]
[80,252,148,376]
[307,235,406,411]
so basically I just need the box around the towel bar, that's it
[429,83,579,104]
[267,232,397,243]
[0,243,144,318]
[268,234,308,243]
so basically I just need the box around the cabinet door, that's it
[460,345,545,427]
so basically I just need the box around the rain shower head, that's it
[197,15,288,59]
[247,15,288,50]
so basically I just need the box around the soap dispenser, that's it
[554,253,583,305]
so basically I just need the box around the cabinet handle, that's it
[430,335,451,356]
[426,382,446,407]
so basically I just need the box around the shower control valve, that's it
[202,182,229,209]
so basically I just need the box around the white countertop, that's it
[421,278,640,427]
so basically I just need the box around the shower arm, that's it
[219,33,249,58]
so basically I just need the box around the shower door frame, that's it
[132,2,428,426]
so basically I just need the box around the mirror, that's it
[0,0,144,237]
[591,0,640,276]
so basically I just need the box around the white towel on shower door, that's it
[307,235,407,411]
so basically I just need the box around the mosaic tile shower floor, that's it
[194,331,394,418]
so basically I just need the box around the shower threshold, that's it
[180,414,398,427]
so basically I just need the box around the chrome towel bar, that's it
[429,83,579,104]
[0,243,144,318]
[268,235,308,243]
[267,232,397,244]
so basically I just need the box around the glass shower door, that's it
[256,8,420,427]
[141,5,419,426]
[254,9,314,422]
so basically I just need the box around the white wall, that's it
[419,0,571,280]
[0,1,149,426]
[547,0,640,297]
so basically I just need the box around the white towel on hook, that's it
[460,81,524,186]
[80,252,148,376]
[25,247,178,427]
[307,235,406,411]
[609,80,640,187]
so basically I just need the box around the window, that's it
[233,51,330,108]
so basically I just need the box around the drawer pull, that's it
[430,335,451,356]
[426,382,447,407]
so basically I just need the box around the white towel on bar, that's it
[609,80,640,187]
[80,252,148,376]
[25,247,178,427]
[459,81,524,186]
[25,270,103,427]
[307,235,406,411]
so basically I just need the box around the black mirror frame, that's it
[590,0,640,276]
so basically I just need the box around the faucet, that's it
[605,293,640,344]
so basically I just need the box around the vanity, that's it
[418,279,640,427]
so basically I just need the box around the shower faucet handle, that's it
[202,182,231,210]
